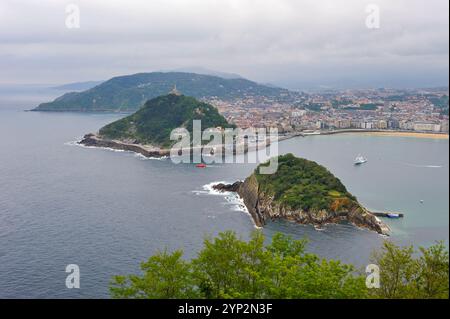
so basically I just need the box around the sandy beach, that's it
[308,129,449,140]
[356,131,449,140]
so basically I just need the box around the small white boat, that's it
[354,154,368,165]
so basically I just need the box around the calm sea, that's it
[0,92,448,298]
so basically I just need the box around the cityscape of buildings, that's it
[206,87,449,134]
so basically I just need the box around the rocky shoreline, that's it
[79,133,171,158]
[213,176,390,235]
[81,133,391,236]
[79,133,271,159]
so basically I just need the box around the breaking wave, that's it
[194,181,262,229]
[64,138,168,161]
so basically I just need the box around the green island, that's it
[98,93,234,148]
[255,154,357,212]
[214,154,390,235]
[110,231,449,299]
[79,93,235,154]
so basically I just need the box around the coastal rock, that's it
[213,174,390,235]
[79,133,170,158]
[213,181,243,193]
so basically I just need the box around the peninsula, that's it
[79,93,235,156]
[33,72,292,112]
[213,154,390,235]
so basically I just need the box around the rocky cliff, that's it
[213,174,390,235]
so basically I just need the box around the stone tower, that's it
[170,84,181,96]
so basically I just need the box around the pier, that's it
[371,211,404,218]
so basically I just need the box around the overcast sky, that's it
[0,0,448,89]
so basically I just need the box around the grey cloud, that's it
[0,0,447,88]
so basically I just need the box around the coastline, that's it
[281,129,449,141]
[212,179,391,236]
[79,134,171,158]
[79,129,448,161]
[351,131,449,139]
[79,133,269,159]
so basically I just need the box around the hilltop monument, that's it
[170,84,181,96]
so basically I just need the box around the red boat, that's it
[196,163,207,168]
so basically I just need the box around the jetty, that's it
[371,211,404,218]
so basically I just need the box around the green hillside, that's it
[98,94,234,148]
[255,154,357,212]
[34,72,293,112]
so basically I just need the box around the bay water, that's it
[0,93,448,298]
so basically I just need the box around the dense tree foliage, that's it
[428,95,449,115]
[370,241,449,299]
[343,103,380,111]
[360,103,380,110]
[99,94,234,147]
[110,231,367,299]
[110,231,448,299]
[331,99,354,108]
[255,154,356,211]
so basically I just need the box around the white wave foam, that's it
[64,138,168,161]
[133,152,169,161]
[64,137,84,147]
[200,181,234,196]
[314,225,326,231]
[196,181,262,229]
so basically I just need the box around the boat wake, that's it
[403,162,443,169]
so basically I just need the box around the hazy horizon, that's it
[0,0,448,90]
[0,71,448,93]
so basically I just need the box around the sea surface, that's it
[0,91,448,298]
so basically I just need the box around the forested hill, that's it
[33,72,292,112]
[98,94,234,148]
[255,154,358,212]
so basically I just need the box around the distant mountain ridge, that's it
[165,67,243,80]
[33,72,292,112]
[51,81,104,91]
